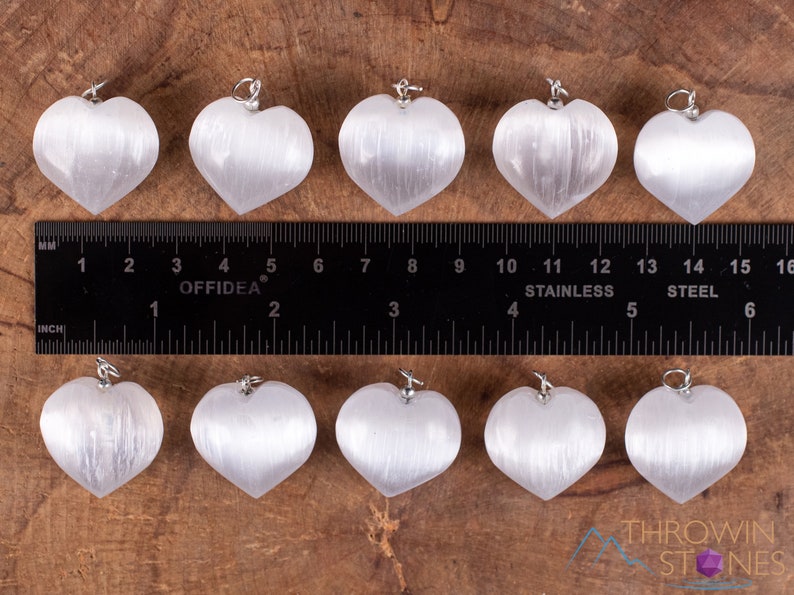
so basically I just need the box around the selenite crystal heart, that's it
[190,381,317,498]
[189,97,314,214]
[338,95,465,215]
[39,377,164,497]
[32,96,159,215]
[335,383,461,496]
[484,386,606,500]
[625,385,747,504]
[633,110,755,224]
[493,99,618,218]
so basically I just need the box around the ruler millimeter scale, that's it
[35,222,794,356]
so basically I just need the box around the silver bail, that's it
[392,78,423,108]
[546,78,569,110]
[237,374,265,396]
[665,88,699,120]
[532,370,555,404]
[232,77,262,112]
[661,367,693,397]
[81,80,108,105]
[398,368,424,402]
[96,357,121,389]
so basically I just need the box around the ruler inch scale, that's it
[34,222,794,356]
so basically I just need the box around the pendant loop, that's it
[232,77,262,112]
[661,367,693,396]
[81,80,108,105]
[96,357,121,389]
[532,370,555,404]
[545,78,569,110]
[398,368,424,401]
[237,374,265,395]
[392,78,423,108]
[664,88,699,120]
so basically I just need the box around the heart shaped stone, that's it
[335,382,461,496]
[493,99,618,218]
[189,97,314,214]
[484,386,606,500]
[338,95,465,215]
[634,110,755,224]
[190,381,316,498]
[32,96,159,215]
[39,377,163,497]
[625,384,747,504]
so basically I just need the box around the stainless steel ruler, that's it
[34,222,794,355]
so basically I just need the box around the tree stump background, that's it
[1,1,792,592]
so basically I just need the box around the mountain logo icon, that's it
[567,527,655,575]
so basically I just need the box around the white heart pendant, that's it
[625,370,747,504]
[40,365,163,498]
[190,378,317,498]
[338,80,465,215]
[493,84,617,218]
[336,373,461,496]
[634,90,755,224]
[484,377,606,500]
[32,87,159,215]
[189,81,314,214]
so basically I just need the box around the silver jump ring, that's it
[545,78,569,109]
[661,367,693,394]
[392,78,423,108]
[96,357,121,389]
[398,368,424,401]
[232,78,262,111]
[237,374,265,395]
[665,88,699,120]
[81,80,108,103]
[532,370,555,403]
[547,79,568,98]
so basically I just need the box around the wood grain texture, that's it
[1,0,793,592]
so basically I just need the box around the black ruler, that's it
[35,222,794,356]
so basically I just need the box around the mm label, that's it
[35,222,794,356]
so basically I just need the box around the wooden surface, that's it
[1,0,793,592]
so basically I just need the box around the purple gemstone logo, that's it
[696,548,724,578]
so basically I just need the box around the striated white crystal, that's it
[633,110,755,224]
[39,377,163,497]
[625,384,747,504]
[189,97,314,214]
[336,383,461,496]
[338,95,465,215]
[493,98,617,218]
[485,386,606,500]
[33,96,159,215]
[190,381,316,498]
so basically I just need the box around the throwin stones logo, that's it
[565,524,774,590]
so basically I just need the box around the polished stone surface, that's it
[190,381,316,498]
[493,98,617,218]
[339,95,465,215]
[189,97,314,214]
[40,377,164,498]
[33,96,159,215]
[625,384,747,504]
[336,382,461,496]
[634,109,755,224]
[485,385,606,500]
